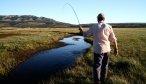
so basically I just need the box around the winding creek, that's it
[8,36,91,82]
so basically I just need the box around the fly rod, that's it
[64,3,81,26]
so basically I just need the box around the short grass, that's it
[1,28,146,84]
[44,28,146,84]
[0,28,79,79]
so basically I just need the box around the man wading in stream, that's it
[79,13,118,84]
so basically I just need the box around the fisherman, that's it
[79,13,118,84]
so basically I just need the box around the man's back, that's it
[84,22,116,54]
[79,13,118,83]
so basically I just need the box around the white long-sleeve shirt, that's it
[83,21,117,54]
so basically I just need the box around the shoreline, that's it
[7,34,76,75]
[0,28,80,79]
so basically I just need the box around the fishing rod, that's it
[64,3,81,26]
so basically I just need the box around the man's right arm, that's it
[113,41,118,56]
[109,27,118,56]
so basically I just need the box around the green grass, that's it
[0,28,78,78]
[44,28,146,84]
[0,28,146,84]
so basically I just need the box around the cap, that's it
[97,13,105,21]
[98,13,104,18]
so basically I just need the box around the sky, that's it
[0,0,146,24]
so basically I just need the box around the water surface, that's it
[8,36,91,82]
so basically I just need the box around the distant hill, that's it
[0,15,146,28]
[109,23,146,28]
[0,15,72,28]
[78,23,146,28]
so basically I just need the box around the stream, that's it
[7,36,91,83]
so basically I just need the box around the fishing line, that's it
[63,3,81,26]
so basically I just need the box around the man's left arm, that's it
[79,26,84,35]
[79,26,93,37]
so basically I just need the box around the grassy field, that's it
[0,28,79,79]
[0,28,146,84]
[44,28,146,84]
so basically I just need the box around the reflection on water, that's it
[8,36,91,82]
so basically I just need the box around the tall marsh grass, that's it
[45,28,146,84]
[1,28,146,84]
[0,28,77,79]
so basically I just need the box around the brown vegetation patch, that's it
[0,34,28,38]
